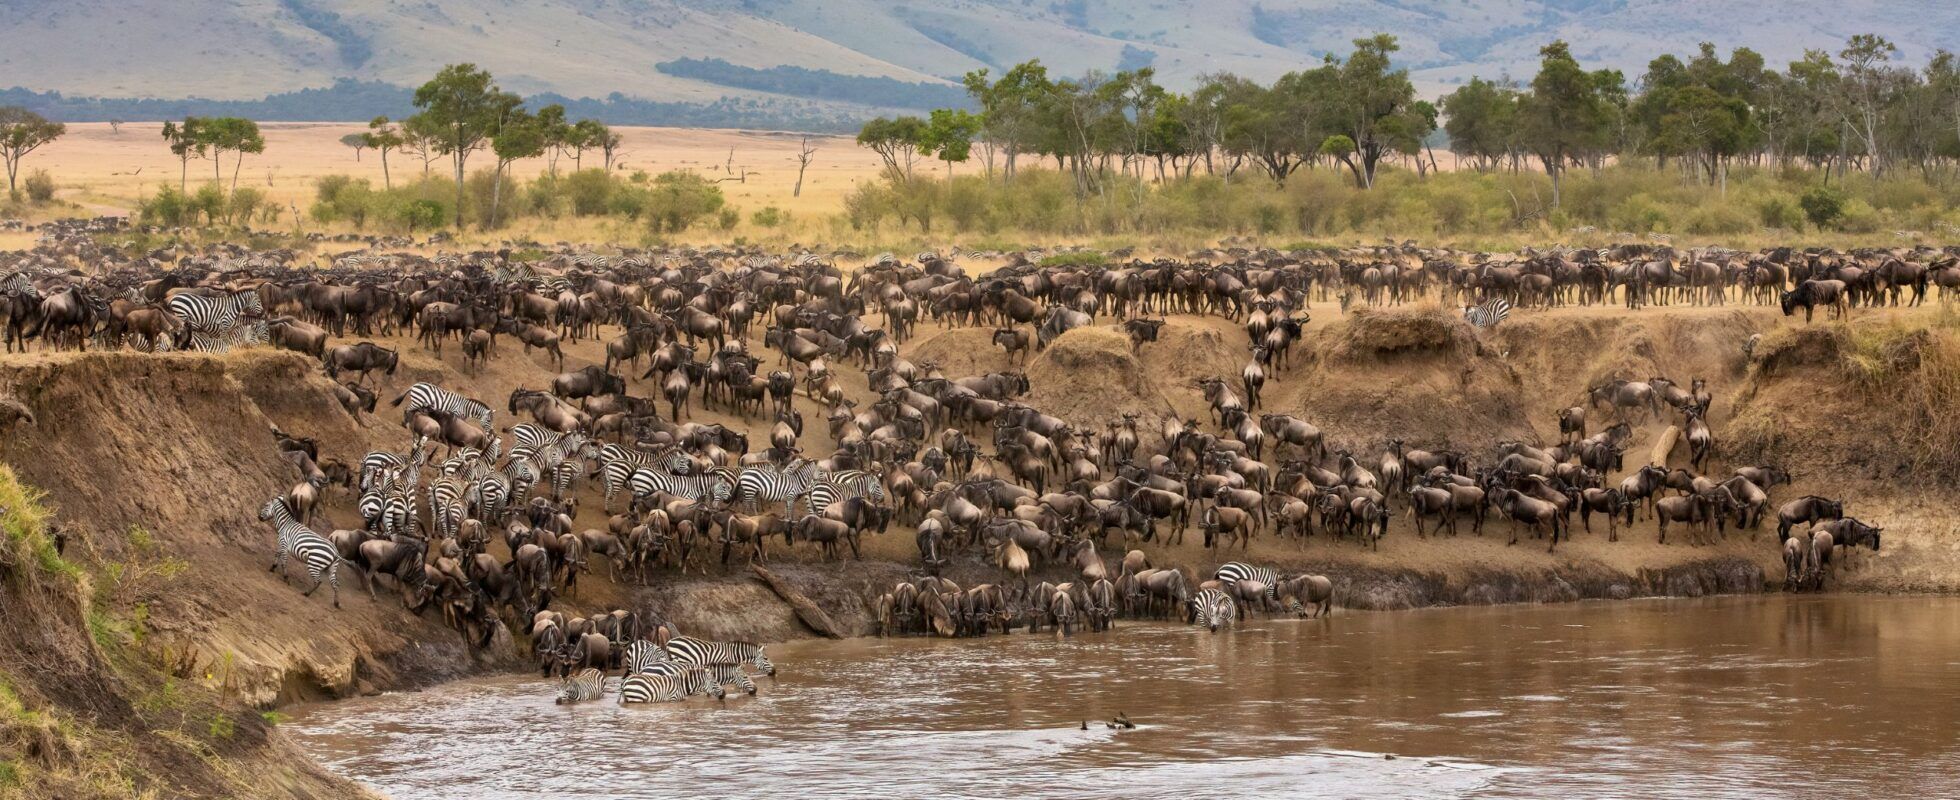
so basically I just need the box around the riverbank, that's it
[0,297,1950,797]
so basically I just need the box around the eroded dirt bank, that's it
[2,299,1953,797]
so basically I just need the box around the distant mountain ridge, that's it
[1,0,1953,128]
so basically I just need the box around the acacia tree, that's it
[857,116,929,179]
[341,132,368,161]
[0,107,65,197]
[1517,41,1616,208]
[362,116,405,189]
[1441,77,1519,171]
[924,108,981,177]
[161,117,207,193]
[410,64,521,229]
[197,117,265,195]
[487,109,543,228]
[533,104,570,175]
[567,118,610,171]
[1324,34,1424,188]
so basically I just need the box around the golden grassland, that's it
[6,122,1957,257]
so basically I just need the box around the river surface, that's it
[286,595,1960,798]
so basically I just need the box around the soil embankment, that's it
[0,299,1952,797]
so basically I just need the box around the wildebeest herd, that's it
[0,220,1904,704]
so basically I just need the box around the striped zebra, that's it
[1463,297,1512,329]
[389,382,492,431]
[166,289,263,338]
[732,459,821,515]
[428,476,468,542]
[638,662,729,699]
[467,471,515,524]
[360,442,427,492]
[1187,588,1236,632]
[618,672,693,704]
[627,466,734,509]
[174,319,269,354]
[805,470,886,517]
[596,444,691,511]
[663,636,776,676]
[259,497,346,608]
[0,271,36,298]
[555,667,607,704]
[620,639,666,674]
[1214,561,1278,607]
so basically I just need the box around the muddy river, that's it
[286,595,1960,798]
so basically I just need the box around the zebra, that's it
[467,470,515,524]
[1214,561,1279,611]
[732,459,821,515]
[555,667,607,704]
[663,636,775,676]
[1187,588,1236,632]
[805,470,886,517]
[620,639,666,674]
[428,476,468,542]
[360,441,427,492]
[389,382,493,431]
[639,662,733,699]
[618,672,693,704]
[1463,297,1512,329]
[166,289,263,339]
[627,467,734,509]
[596,444,690,511]
[258,497,345,608]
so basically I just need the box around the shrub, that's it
[750,206,789,228]
[1835,198,1883,234]
[23,170,54,203]
[1757,193,1804,231]
[1800,184,1845,230]
[1682,203,1754,235]
[137,184,192,227]
[643,171,726,233]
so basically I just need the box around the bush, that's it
[1800,184,1845,230]
[23,170,54,203]
[1682,203,1755,235]
[751,206,789,228]
[563,169,617,217]
[1758,193,1805,231]
[138,184,192,227]
[1835,198,1883,234]
[643,171,726,233]
[717,207,740,231]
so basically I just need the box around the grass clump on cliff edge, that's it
[0,464,76,583]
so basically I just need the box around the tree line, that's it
[862,33,1960,208]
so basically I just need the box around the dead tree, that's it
[794,135,818,197]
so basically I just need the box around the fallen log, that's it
[1649,425,1679,467]
[751,563,844,639]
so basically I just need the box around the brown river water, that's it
[286,595,1960,799]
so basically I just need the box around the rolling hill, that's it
[0,0,1954,123]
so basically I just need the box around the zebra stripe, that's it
[732,460,821,515]
[618,673,689,704]
[1214,562,1279,603]
[1188,588,1235,631]
[555,668,607,704]
[805,470,886,517]
[638,662,729,699]
[391,382,493,431]
[628,467,734,507]
[1464,297,1512,329]
[663,636,775,675]
[258,497,344,608]
[167,290,263,338]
